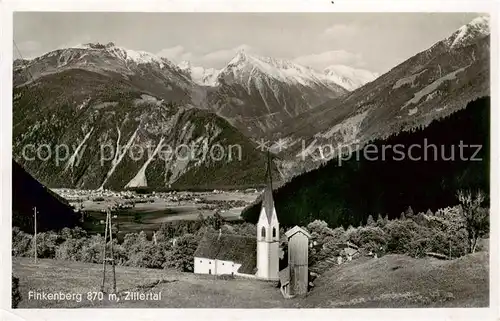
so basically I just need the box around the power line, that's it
[101,208,117,294]
[12,39,44,134]
[33,206,38,264]
[13,40,36,83]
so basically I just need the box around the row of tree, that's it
[307,190,489,267]
[12,211,255,272]
[12,190,489,273]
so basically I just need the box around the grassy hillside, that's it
[243,97,489,228]
[12,257,288,308]
[301,252,489,308]
[13,251,488,308]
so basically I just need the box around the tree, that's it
[405,206,414,219]
[12,276,21,308]
[55,237,86,261]
[307,220,333,244]
[12,227,32,257]
[376,214,384,227]
[32,231,61,258]
[164,233,198,272]
[80,234,104,263]
[366,215,375,226]
[307,220,329,233]
[196,213,206,226]
[206,210,224,230]
[457,190,489,253]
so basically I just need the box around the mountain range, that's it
[12,16,490,189]
[272,15,490,178]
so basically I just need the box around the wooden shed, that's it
[284,226,311,296]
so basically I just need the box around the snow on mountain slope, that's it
[218,50,346,91]
[178,61,219,86]
[13,42,194,105]
[68,42,175,67]
[208,50,348,138]
[446,15,490,49]
[274,15,490,179]
[323,65,379,91]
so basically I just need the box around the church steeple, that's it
[263,152,274,224]
[256,151,280,280]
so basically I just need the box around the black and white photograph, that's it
[2,1,498,318]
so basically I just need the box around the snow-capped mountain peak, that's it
[178,60,219,86]
[178,60,192,70]
[447,15,490,49]
[323,65,379,91]
[65,42,174,68]
[219,51,347,91]
[226,48,252,67]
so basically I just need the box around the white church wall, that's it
[194,257,216,275]
[256,241,270,278]
[194,257,241,276]
[215,259,236,275]
[268,241,280,280]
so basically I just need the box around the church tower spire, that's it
[256,152,280,280]
[263,151,275,223]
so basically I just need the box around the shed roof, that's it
[285,226,312,239]
[193,232,257,274]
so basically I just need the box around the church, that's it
[193,155,280,280]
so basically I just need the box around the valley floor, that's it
[12,250,489,309]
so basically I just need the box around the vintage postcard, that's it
[1,0,498,320]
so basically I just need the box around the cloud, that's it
[321,23,369,39]
[157,45,187,61]
[200,44,252,65]
[293,50,365,71]
[157,44,365,72]
[323,24,353,37]
[55,35,93,51]
[157,44,255,68]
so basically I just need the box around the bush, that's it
[32,231,61,259]
[12,276,21,308]
[55,237,86,261]
[60,227,87,240]
[164,233,198,272]
[12,227,32,257]
[349,226,389,254]
[80,234,104,263]
[383,220,420,255]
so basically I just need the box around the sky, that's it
[13,12,483,74]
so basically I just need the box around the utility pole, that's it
[33,206,37,264]
[101,208,117,293]
[449,239,452,260]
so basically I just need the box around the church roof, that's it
[193,232,257,274]
[262,152,275,223]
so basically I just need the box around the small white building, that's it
[193,231,257,277]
